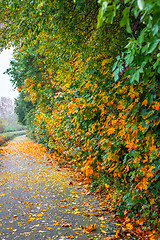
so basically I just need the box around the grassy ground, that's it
[0,130,27,146]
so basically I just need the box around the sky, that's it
[0,48,19,100]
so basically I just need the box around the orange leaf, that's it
[126,223,134,230]
[142,99,148,106]
[100,224,107,228]
[28,218,35,222]
[46,227,53,230]
[107,127,115,135]
[82,223,96,234]
[52,222,59,226]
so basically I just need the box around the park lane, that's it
[0,136,117,239]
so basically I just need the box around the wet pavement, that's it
[0,136,117,239]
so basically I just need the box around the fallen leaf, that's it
[82,202,90,206]
[28,218,35,222]
[37,213,43,217]
[95,213,103,217]
[82,223,96,234]
[46,227,53,230]
[52,222,59,226]
[61,223,72,227]
[20,232,31,235]
[0,194,6,197]
[66,236,75,239]
[83,212,90,217]
[101,229,108,234]
[100,224,107,228]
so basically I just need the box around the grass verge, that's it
[0,130,27,146]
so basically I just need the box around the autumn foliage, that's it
[1,0,159,235]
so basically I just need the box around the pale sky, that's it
[0,48,19,100]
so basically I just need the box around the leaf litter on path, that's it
[0,136,118,239]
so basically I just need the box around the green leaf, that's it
[155,172,160,181]
[97,1,108,28]
[146,93,154,105]
[120,7,132,33]
[130,70,140,84]
[153,54,160,69]
[125,54,134,65]
[120,7,130,27]
[147,39,160,54]
[104,5,116,24]
[152,21,159,36]
[113,68,119,82]
[137,0,145,10]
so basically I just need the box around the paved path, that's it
[0,136,117,239]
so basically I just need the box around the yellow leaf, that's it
[126,223,133,230]
[37,213,43,217]
[100,224,107,228]
[105,184,109,189]
[0,194,6,196]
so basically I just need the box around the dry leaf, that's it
[52,222,59,226]
[0,194,6,197]
[20,232,31,235]
[46,227,53,230]
[94,213,103,217]
[28,218,35,222]
[61,223,72,227]
[82,223,96,234]
[83,212,90,217]
[37,213,43,217]
[100,224,107,228]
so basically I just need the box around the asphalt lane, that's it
[0,136,117,239]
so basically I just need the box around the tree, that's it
[0,97,25,131]
[14,91,33,126]
[0,118,6,133]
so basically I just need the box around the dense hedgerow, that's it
[1,0,159,232]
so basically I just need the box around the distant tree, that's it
[14,91,33,126]
[0,97,14,120]
[0,97,26,131]
[0,118,6,133]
